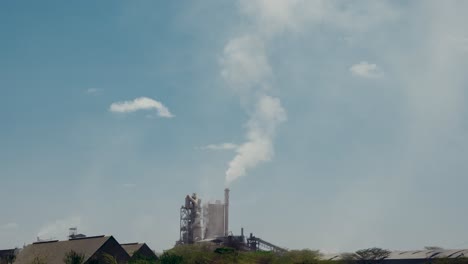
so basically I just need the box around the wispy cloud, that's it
[448,35,468,53]
[109,97,174,118]
[201,143,238,151]
[122,183,137,188]
[0,222,18,230]
[85,88,102,95]
[349,61,383,78]
[239,0,399,35]
[37,216,81,240]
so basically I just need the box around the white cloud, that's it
[239,0,399,36]
[85,88,101,94]
[37,216,81,240]
[109,97,174,118]
[201,143,238,151]
[349,61,383,78]
[448,35,468,53]
[239,0,318,35]
[0,222,18,230]
[122,183,137,188]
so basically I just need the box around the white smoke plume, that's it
[221,21,287,185]
[221,0,398,185]
[225,95,286,184]
[221,35,272,95]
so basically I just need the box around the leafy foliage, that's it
[129,252,158,264]
[276,249,321,264]
[63,250,85,264]
[158,252,184,264]
[349,248,391,264]
[101,253,118,264]
[157,244,321,264]
[30,256,47,264]
[0,252,16,264]
[425,246,444,251]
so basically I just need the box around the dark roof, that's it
[14,236,112,264]
[0,249,16,255]
[121,243,157,260]
[121,243,144,257]
[0,249,17,258]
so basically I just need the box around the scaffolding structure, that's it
[178,193,202,244]
[246,233,287,253]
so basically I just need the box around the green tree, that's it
[129,252,158,264]
[0,253,16,264]
[63,250,85,264]
[102,253,118,264]
[425,246,444,251]
[275,249,320,264]
[352,248,391,264]
[157,252,184,264]
[158,243,325,264]
[166,244,216,263]
[30,256,47,264]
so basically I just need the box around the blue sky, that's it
[2,0,468,253]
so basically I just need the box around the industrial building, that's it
[177,188,287,253]
[4,188,467,263]
[204,188,230,239]
[178,188,231,244]
[175,188,468,262]
[178,188,231,245]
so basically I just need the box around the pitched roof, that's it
[0,249,17,261]
[121,243,157,260]
[320,249,468,261]
[14,235,111,264]
[0,249,17,256]
[120,243,144,257]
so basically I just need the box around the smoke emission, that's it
[221,33,286,185]
[220,0,398,186]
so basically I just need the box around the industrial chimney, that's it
[224,188,230,236]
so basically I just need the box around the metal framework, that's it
[178,193,202,244]
[247,233,287,253]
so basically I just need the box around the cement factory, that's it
[4,189,468,264]
[176,188,287,253]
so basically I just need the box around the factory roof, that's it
[14,235,126,264]
[386,249,468,260]
[320,249,468,261]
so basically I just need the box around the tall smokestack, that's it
[224,188,230,237]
